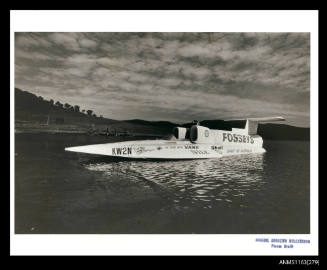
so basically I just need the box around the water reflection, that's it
[84,154,265,209]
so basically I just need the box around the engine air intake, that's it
[173,127,189,140]
[190,125,212,143]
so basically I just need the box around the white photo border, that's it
[10,10,319,256]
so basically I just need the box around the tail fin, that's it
[245,116,285,135]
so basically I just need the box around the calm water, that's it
[15,133,310,234]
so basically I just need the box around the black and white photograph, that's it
[10,10,318,256]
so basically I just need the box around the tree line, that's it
[39,96,103,118]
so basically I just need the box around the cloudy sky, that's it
[15,32,310,127]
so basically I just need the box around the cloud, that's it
[48,33,81,51]
[15,32,310,127]
[79,37,98,48]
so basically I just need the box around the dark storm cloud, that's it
[15,32,310,126]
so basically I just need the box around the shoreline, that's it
[14,127,163,137]
[14,122,165,137]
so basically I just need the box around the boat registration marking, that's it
[112,147,132,155]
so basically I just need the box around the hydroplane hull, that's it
[65,139,265,159]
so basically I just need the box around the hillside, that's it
[14,88,168,135]
[124,119,178,130]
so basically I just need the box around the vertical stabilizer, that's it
[244,116,285,135]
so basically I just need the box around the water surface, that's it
[15,133,310,234]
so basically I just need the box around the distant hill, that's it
[257,123,310,141]
[15,88,309,140]
[183,120,233,130]
[125,119,178,130]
